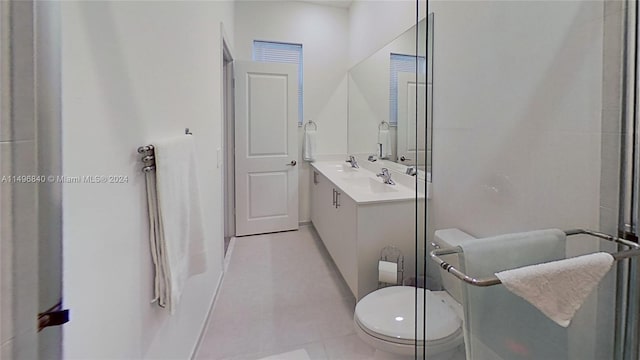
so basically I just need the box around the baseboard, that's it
[299,220,312,226]
[190,270,224,359]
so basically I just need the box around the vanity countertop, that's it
[311,161,425,205]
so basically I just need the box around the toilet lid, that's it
[354,286,462,344]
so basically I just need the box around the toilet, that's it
[353,229,475,359]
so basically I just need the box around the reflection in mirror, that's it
[348,14,434,179]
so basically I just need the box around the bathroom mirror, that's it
[347,14,433,178]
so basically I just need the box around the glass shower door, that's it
[421,0,630,359]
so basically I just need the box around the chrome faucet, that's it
[405,166,418,176]
[346,155,359,168]
[377,168,395,185]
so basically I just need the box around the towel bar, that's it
[429,229,640,287]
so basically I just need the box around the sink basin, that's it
[340,177,399,194]
[340,175,370,183]
[365,178,399,193]
[311,161,418,204]
[335,163,360,173]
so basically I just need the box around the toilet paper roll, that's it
[378,260,398,284]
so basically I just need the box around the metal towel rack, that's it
[137,145,156,173]
[137,128,192,172]
[430,229,640,287]
[304,120,317,131]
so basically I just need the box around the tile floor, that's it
[195,225,408,360]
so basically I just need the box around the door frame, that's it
[233,61,299,236]
[397,73,427,167]
[221,25,235,259]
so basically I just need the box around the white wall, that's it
[429,0,606,357]
[0,1,39,358]
[61,1,234,358]
[348,0,425,67]
[430,0,603,237]
[36,1,64,358]
[235,0,349,223]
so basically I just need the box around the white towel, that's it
[153,136,207,313]
[303,129,316,162]
[378,129,391,158]
[496,252,614,327]
[459,229,568,358]
[145,173,165,306]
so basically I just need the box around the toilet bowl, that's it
[354,286,463,358]
[353,229,475,358]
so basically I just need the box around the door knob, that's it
[400,156,411,162]
[287,160,297,166]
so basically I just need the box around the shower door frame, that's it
[613,0,640,359]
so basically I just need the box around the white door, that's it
[234,61,299,236]
[397,73,428,167]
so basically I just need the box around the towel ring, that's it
[379,121,390,130]
[430,229,640,287]
[304,120,317,131]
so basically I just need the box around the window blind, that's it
[253,41,303,125]
[389,53,427,125]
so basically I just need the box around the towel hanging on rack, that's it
[138,134,207,313]
[303,120,317,162]
[496,251,614,327]
[378,121,391,159]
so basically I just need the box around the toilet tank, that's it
[433,228,476,304]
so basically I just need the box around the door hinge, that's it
[38,300,70,332]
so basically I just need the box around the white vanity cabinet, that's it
[310,164,417,300]
[311,170,358,294]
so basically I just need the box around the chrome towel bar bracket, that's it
[304,120,317,131]
[429,229,640,287]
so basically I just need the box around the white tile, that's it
[431,128,532,237]
[600,132,620,210]
[0,144,13,345]
[315,297,357,340]
[227,342,327,360]
[259,305,323,354]
[197,226,363,360]
[524,131,601,230]
[323,334,375,360]
[601,108,622,135]
[257,349,310,360]
[195,307,264,360]
[601,6,624,114]
[0,338,13,360]
[2,0,35,142]
[604,0,624,18]
[10,330,37,360]
[9,141,38,336]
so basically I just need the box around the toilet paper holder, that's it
[378,246,404,288]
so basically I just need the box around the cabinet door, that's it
[310,171,332,243]
[310,171,358,298]
[334,190,358,297]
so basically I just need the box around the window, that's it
[389,53,427,125]
[253,41,303,125]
